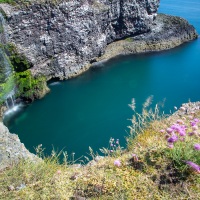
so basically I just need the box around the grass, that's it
[0,0,14,4]
[0,99,200,199]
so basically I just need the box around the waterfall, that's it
[0,12,16,113]
[0,47,15,109]
[5,92,15,109]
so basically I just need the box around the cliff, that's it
[0,0,160,79]
[96,13,198,62]
[0,0,198,173]
[0,122,39,171]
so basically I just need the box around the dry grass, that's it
[0,102,200,199]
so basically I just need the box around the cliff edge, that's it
[0,122,40,171]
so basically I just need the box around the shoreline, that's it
[1,101,200,170]
[0,12,199,170]
[93,13,198,64]
[37,13,198,80]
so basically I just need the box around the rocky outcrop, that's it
[0,122,40,171]
[95,14,198,62]
[0,0,160,79]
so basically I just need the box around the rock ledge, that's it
[0,122,40,171]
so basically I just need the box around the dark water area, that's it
[4,0,200,160]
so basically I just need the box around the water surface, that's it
[4,0,200,160]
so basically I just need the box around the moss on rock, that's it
[4,43,33,72]
[14,70,49,101]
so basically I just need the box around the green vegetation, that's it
[4,43,32,72]
[0,0,14,4]
[125,37,134,42]
[10,54,32,72]
[0,43,48,102]
[0,75,14,104]
[0,45,14,104]
[14,70,48,101]
[0,100,199,199]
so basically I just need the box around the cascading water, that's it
[5,90,15,109]
[0,12,20,115]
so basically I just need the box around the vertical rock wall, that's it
[0,0,160,79]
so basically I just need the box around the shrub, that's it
[14,70,47,101]
[163,112,200,172]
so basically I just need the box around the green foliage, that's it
[10,54,32,72]
[164,124,200,172]
[0,0,15,4]
[125,37,133,42]
[4,43,32,72]
[0,43,48,102]
[14,70,47,101]
[0,75,14,103]
[99,137,124,157]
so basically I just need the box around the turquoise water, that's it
[4,0,200,160]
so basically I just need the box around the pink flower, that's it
[166,128,173,134]
[188,132,194,136]
[57,170,61,175]
[179,130,186,137]
[160,129,165,133]
[167,135,178,143]
[194,118,200,123]
[114,160,121,167]
[171,124,183,132]
[185,161,200,173]
[194,144,200,151]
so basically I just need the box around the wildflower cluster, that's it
[161,114,200,173]
[99,138,124,157]
[109,138,123,156]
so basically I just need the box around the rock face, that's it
[0,0,160,79]
[95,14,198,62]
[0,122,39,171]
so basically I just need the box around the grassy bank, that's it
[0,101,200,199]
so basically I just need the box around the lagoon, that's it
[4,0,200,160]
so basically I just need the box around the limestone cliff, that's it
[0,122,39,171]
[95,14,198,62]
[0,0,160,79]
